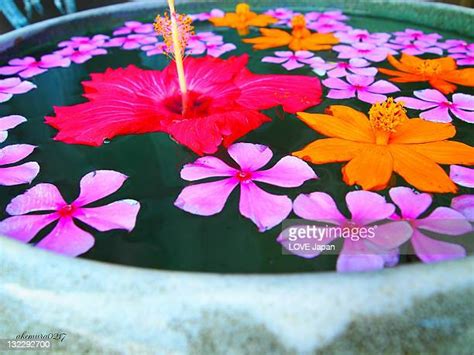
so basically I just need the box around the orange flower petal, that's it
[441,68,474,88]
[411,141,474,165]
[243,28,292,50]
[297,110,375,143]
[248,15,277,27]
[428,78,457,94]
[292,138,365,164]
[389,144,457,193]
[342,146,393,191]
[389,118,455,144]
[399,53,426,70]
[433,56,457,72]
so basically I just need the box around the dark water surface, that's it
[0,10,473,272]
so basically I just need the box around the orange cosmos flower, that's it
[243,14,339,51]
[293,98,474,193]
[209,3,277,35]
[378,54,474,95]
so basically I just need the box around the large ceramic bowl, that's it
[0,1,473,353]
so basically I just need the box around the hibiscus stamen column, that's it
[154,0,194,115]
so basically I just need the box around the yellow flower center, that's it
[416,60,442,76]
[369,98,407,144]
[291,15,311,39]
[236,3,251,17]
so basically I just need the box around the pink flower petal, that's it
[421,106,452,123]
[368,80,399,94]
[252,156,317,187]
[181,156,237,181]
[0,115,26,143]
[239,181,292,231]
[282,59,304,71]
[357,91,387,104]
[175,178,238,216]
[389,187,432,219]
[228,143,272,172]
[293,192,346,225]
[262,56,289,64]
[6,183,65,215]
[19,67,47,79]
[277,225,336,259]
[0,214,58,243]
[370,221,412,250]
[75,199,140,232]
[451,108,474,123]
[452,93,474,110]
[323,77,352,89]
[0,66,24,75]
[451,195,474,222]
[0,162,39,186]
[74,170,128,206]
[337,239,385,272]
[395,97,438,110]
[346,74,374,87]
[346,191,395,225]
[36,218,95,257]
[416,207,472,235]
[0,144,36,165]
[450,165,474,188]
[411,229,466,263]
[414,89,447,103]
[0,78,36,94]
[0,93,12,103]
[328,89,356,100]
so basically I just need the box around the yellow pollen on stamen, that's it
[369,98,408,133]
[416,60,442,76]
[291,14,307,29]
[236,3,251,16]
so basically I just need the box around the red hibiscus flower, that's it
[46,55,322,155]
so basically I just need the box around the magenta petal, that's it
[337,239,385,272]
[252,156,317,187]
[450,165,474,188]
[262,56,289,64]
[239,181,292,232]
[282,59,304,71]
[347,191,395,225]
[416,207,472,236]
[0,115,27,132]
[414,89,447,103]
[357,91,387,104]
[6,183,65,215]
[180,156,237,181]
[396,97,438,110]
[370,221,412,250]
[327,88,356,100]
[0,66,24,75]
[451,195,474,222]
[368,80,399,94]
[228,143,272,171]
[76,199,140,232]
[175,178,238,216]
[0,213,58,243]
[452,93,474,110]
[451,108,474,123]
[421,106,452,123]
[322,77,352,89]
[74,170,128,206]
[389,186,432,219]
[36,218,95,257]
[293,192,346,225]
[411,229,466,263]
[0,162,39,186]
[0,144,36,165]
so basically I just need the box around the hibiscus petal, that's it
[411,229,466,263]
[36,218,95,257]
[252,156,317,187]
[346,190,395,225]
[6,183,65,215]
[389,186,432,219]
[0,144,36,166]
[450,165,474,188]
[293,192,346,225]
[0,214,58,243]
[370,221,412,250]
[239,181,292,232]
[181,156,237,181]
[74,170,128,207]
[451,195,474,222]
[228,142,273,171]
[416,207,472,235]
[337,240,385,272]
[0,162,39,186]
[175,178,238,216]
[75,199,140,232]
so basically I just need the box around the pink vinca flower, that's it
[175,143,317,232]
[396,90,474,123]
[450,51,474,66]
[186,40,236,58]
[58,35,109,49]
[0,144,39,186]
[0,54,70,79]
[0,78,36,103]
[262,51,316,70]
[105,34,157,50]
[446,41,474,54]
[332,42,393,62]
[264,8,296,24]
[113,21,154,36]
[450,165,474,189]
[305,10,348,22]
[141,42,167,56]
[278,191,412,272]
[335,29,390,45]
[55,45,107,64]
[189,9,225,21]
[311,58,377,77]
[392,29,442,44]
[306,19,351,34]
[0,115,26,143]
[0,170,140,257]
[390,187,471,263]
[395,40,443,56]
[451,195,474,223]
[188,32,223,44]
[323,74,399,104]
